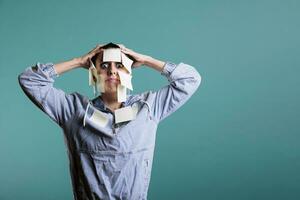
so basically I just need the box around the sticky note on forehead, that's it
[103,48,121,62]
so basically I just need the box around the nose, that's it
[107,62,118,76]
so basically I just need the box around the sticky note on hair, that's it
[115,106,137,123]
[103,48,121,62]
[118,70,133,90]
[117,84,127,102]
[121,53,133,74]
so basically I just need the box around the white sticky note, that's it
[103,48,121,62]
[118,70,133,90]
[115,106,137,123]
[121,53,133,74]
[90,109,109,127]
[117,84,127,102]
[96,75,105,93]
[89,62,97,86]
[89,68,94,86]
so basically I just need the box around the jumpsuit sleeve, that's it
[149,62,202,122]
[18,62,76,127]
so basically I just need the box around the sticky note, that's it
[83,104,115,137]
[89,109,109,127]
[115,106,137,123]
[89,62,97,86]
[121,53,133,74]
[96,75,105,93]
[89,68,93,86]
[118,70,133,90]
[103,48,121,62]
[117,84,127,102]
[83,104,108,128]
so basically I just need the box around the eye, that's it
[116,63,124,69]
[100,62,109,69]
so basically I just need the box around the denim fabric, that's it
[18,61,201,200]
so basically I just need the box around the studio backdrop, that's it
[0,0,299,199]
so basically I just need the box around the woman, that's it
[18,43,201,200]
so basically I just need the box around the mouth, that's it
[106,77,120,84]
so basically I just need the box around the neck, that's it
[100,92,122,112]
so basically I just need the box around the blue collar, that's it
[91,95,139,113]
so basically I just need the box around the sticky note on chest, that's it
[90,109,109,127]
[114,106,137,124]
[83,104,109,129]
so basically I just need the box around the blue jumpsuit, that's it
[18,61,201,200]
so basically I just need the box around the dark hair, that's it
[91,42,136,65]
[91,42,120,65]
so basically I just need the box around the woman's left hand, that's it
[120,46,150,68]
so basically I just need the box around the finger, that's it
[121,48,131,54]
[96,44,103,48]
[122,47,131,51]
[90,44,102,53]
[121,49,132,56]
[88,45,99,54]
[93,45,103,52]
[91,48,103,56]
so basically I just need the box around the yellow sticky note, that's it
[121,53,133,74]
[117,84,127,102]
[90,109,108,127]
[115,106,137,123]
[118,70,133,90]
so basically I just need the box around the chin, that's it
[105,87,117,94]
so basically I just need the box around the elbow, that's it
[190,66,202,90]
[18,73,25,87]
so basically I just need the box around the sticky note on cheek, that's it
[96,74,105,93]
[118,70,133,90]
[121,53,133,74]
[117,85,127,102]
[103,48,121,62]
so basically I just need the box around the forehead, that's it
[95,48,122,63]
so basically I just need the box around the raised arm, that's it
[18,45,103,126]
[121,46,202,122]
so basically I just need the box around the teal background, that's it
[1,0,299,199]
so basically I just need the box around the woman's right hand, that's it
[77,44,104,69]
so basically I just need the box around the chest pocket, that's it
[83,103,114,138]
